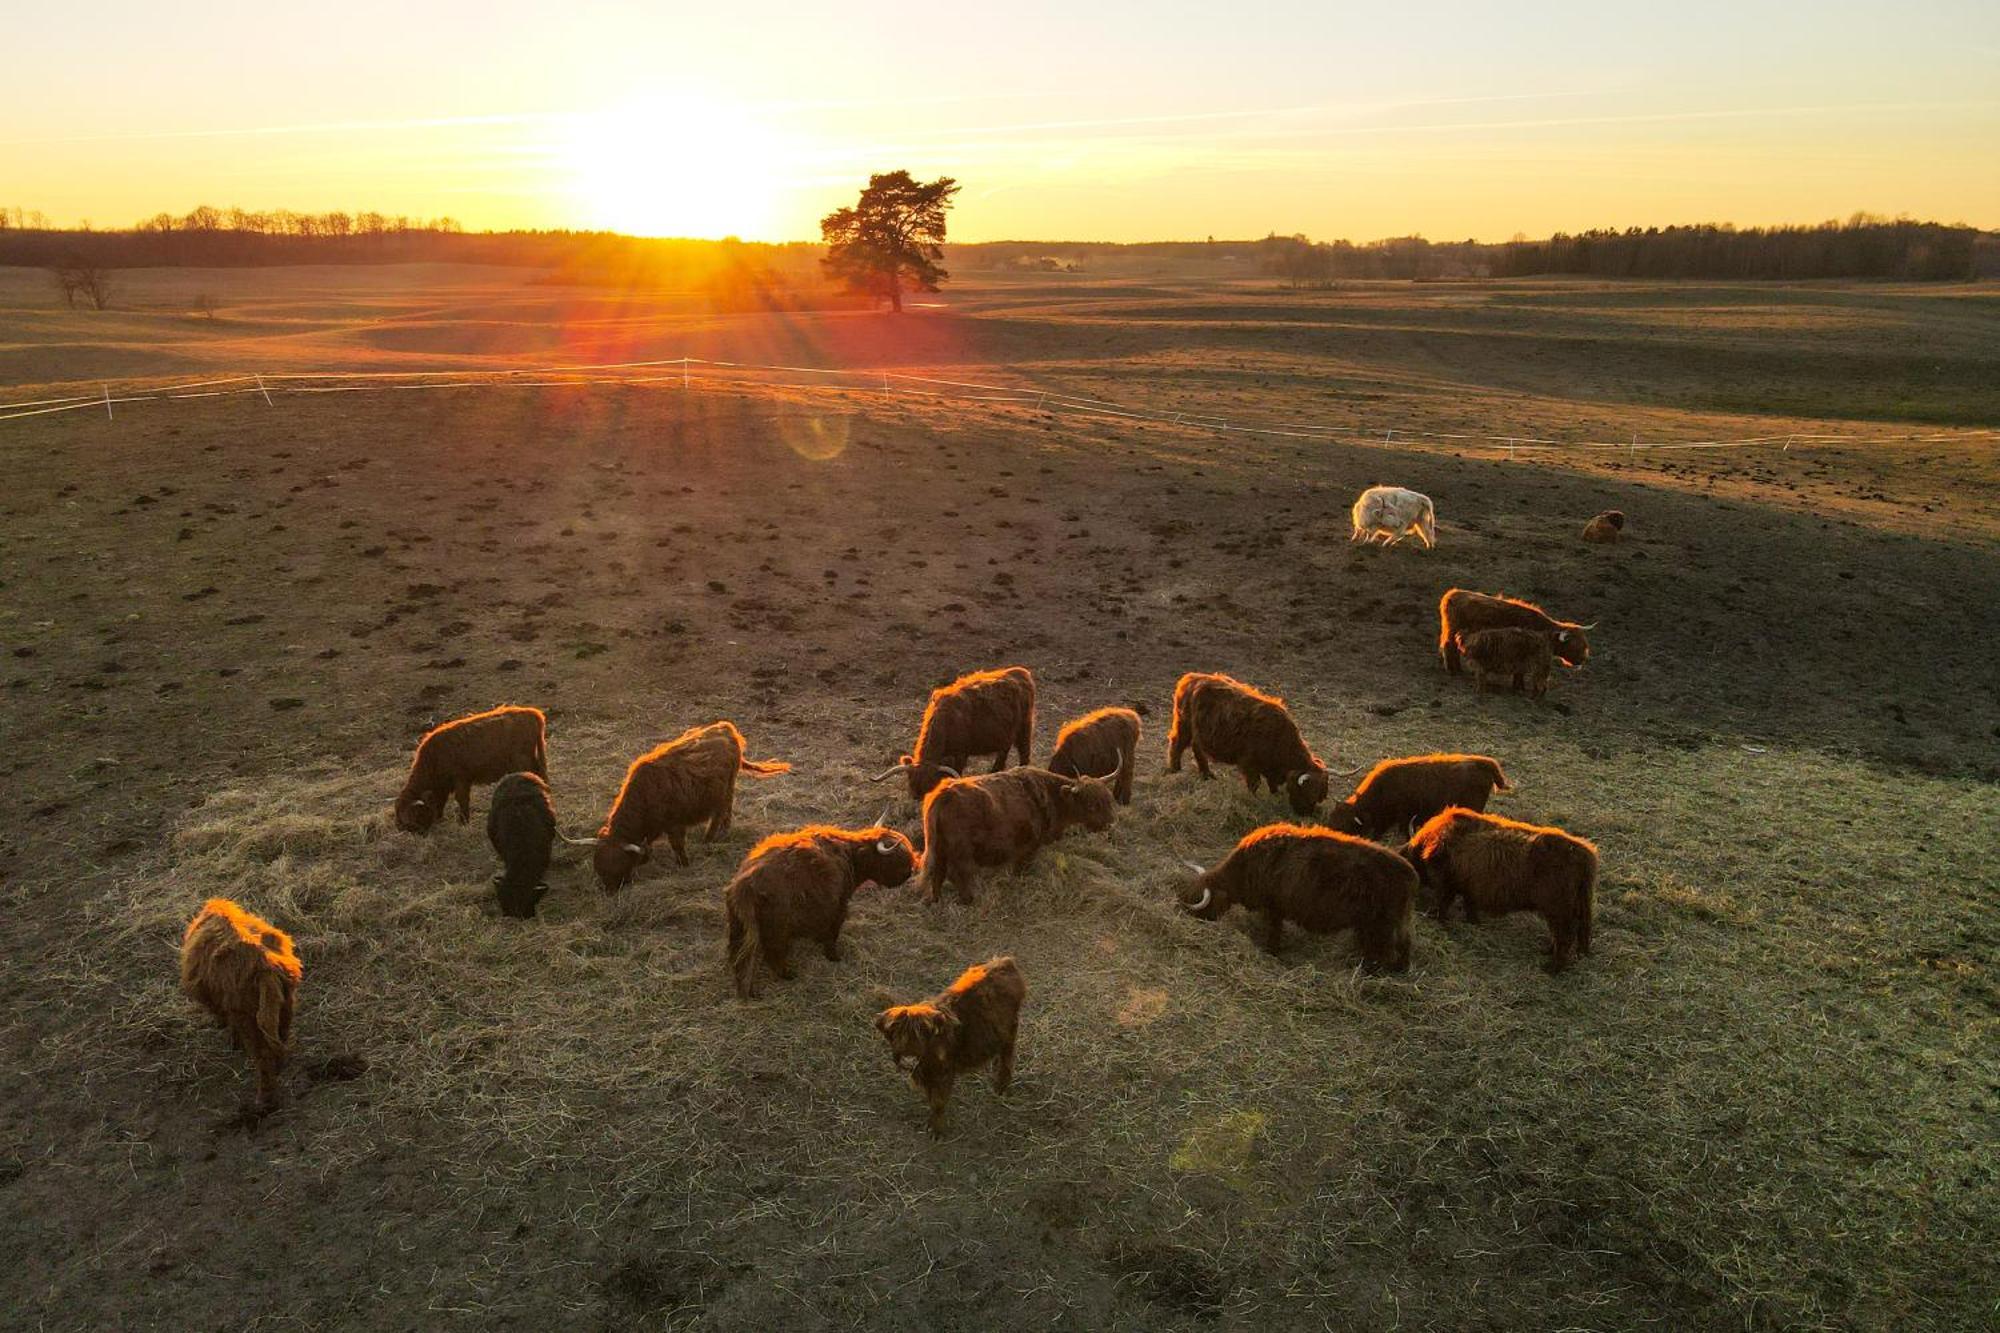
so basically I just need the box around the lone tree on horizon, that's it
[820,171,959,312]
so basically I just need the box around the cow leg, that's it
[989,750,1008,774]
[1242,766,1261,793]
[666,827,690,867]
[1115,760,1133,805]
[994,1030,1016,1095]
[1545,916,1575,973]
[953,860,978,905]
[454,780,473,825]
[923,1074,956,1136]
[1261,910,1285,954]
[1191,744,1213,779]
[1167,726,1187,773]
[1442,633,1463,675]
[823,906,848,961]
[763,928,795,980]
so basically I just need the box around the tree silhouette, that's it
[820,171,960,312]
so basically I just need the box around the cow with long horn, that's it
[916,764,1117,904]
[1047,706,1141,805]
[872,666,1035,800]
[1179,824,1416,970]
[589,721,791,893]
[1165,672,1355,815]
[1438,589,1595,675]
[722,808,918,999]
[394,704,547,834]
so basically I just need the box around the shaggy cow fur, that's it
[487,771,557,919]
[916,767,1116,904]
[875,956,1027,1134]
[1401,807,1599,972]
[873,666,1036,799]
[180,898,302,1109]
[1046,706,1141,804]
[1457,628,1557,698]
[1437,589,1593,674]
[1180,824,1416,970]
[1165,672,1343,815]
[1325,754,1513,841]
[1582,510,1626,543]
[1349,485,1438,548]
[592,721,791,892]
[395,704,547,834]
[724,823,919,998]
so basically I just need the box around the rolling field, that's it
[1,266,1996,1330]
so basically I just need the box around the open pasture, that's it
[0,268,1995,1329]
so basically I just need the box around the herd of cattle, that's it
[180,543,1610,1129]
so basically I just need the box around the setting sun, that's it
[562,95,787,239]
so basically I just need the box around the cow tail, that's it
[255,970,289,1055]
[1485,758,1514,792]
[739,756,792,777]
[727,897,759,996]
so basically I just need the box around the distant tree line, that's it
[1490,216,1979,281]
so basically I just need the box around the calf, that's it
[1438,589,1593,674]
[1325,754,1513,841]
[873,666,1036,799]
[1349,485,1437,548]
[592,721,790,892]
[1166,672,1352,815]
[180,898,302,1109]
[724,819,919,998]
[875,956,1026,1134]
[1179,824,1415,970]
[1047,706,1141,805]
[395,704,547,833]
[486,771,557,919]
[917,767,1116,904]
[1582,510,1626,543]
[1457,628,1556,698]
[1401,807,1598,972]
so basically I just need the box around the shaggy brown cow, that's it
[1582,510,1626,543]
[395,704,547,834]
[1047,706,1141,805]
[180,898,302,1109]
[1457,628,1556,698]
[1401,807,1598,972]
[875,956,1026,1134]
[872,666,1036,799]
[1165,672,1351,815]
[591,721,790,892]
[1438,589,1594,674]
[916,766,1116,904]
[1325,753,1513,841]
[724,818,919,999]
[487,771,557,919]
[1179,824,1415,970]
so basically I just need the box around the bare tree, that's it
[50,254,112,310]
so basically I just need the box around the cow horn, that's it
[1330,759,1362,776]
[621,843,646,857]
[876,835,899,854]
[1088,763,1120,781]
[872,804,893,829]
[933,763,960,778]
[1181,859,1205,875]
[1186,886,1212,913]
[556,829,599,847]
[1578,621,1599,630]
[868,763,908,782]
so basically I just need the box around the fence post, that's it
[102,384,113,421]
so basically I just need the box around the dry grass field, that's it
[1,265,1995,1330]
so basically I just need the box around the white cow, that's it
[1349,485,1437,548]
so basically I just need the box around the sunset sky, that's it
[7,1,1997,242]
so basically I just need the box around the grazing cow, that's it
[916,766,1116,904]
[1438,589,1594,675]
[1180,824,1416,969]
[1325,754,1513,841]
[591,721,790,892]
[486,772,557,919]
[180,898,302,1109]
[395,704,547,834]
[1047,706,1141,805]
[1401,807,1598,972]
[1349,485,1437,548]
[873,666,1036,799]
[1582,510,1626,543]
[1457,628,1556,698]
[724,818,919,999]
[875,956,1026,1135]
[1165,672,1352,815]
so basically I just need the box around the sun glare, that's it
[563,95,786,239]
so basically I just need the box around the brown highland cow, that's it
[1582,510,1626,543]
[1401,807,1599,972]
[724,819,919,998]
[872,666,1036,799]
[1457,627,1557,698]
[1047,706,1141,805]
[394,704,547,834]
[1325,753,1513,841]
[1165,672,1352,815]
[875,956,1026,1134]
[1180,824,1416,970]
[916,766,1117,904]
[592,721,790,892]
[180,898,302,1109]
[1437,589,1593,675]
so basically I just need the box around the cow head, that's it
[592,835,650,893]
[875,1003,958,1076]
[394,790,441,835]
[1285,762,1331,815]
[495,879,549,920]
[1552,623,1595,667]
[1323,798,1367,836]
[1058,773,1118,832]
[1178,859,1230,920]
[871,755,960,800]
[854,824,920,889]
